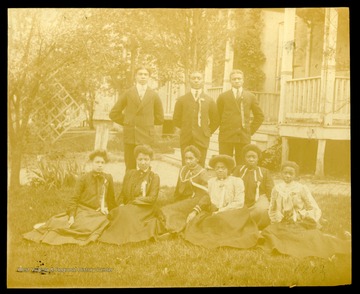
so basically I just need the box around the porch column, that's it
[321,8,338,126]
[278,8,296,124]
[222,9,234,91]
[315,139,326,177]
[281,137,289,163]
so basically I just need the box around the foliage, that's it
[29,157,84,190]
[259,137,282,172]
[232,9,266,91]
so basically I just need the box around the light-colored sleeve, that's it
[299,184,322,222]
[268,186,283,223]
[218,177,244,212]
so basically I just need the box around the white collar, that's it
[191,88,202,99]
[136,83,148,90]
[232,87,243,97]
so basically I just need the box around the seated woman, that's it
[23,150,116,245]
[182,154,260,249]
[157,145,211,235]
[99,144,161,245]
[259,161,351,259]
[232,144,274,230]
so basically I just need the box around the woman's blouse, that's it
[67,171,116,217]
[118,168,160,205]
[268,181,322,224]
[208,176,245,212]
[232,165,274,207]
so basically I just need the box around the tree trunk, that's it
[9,143,23,191]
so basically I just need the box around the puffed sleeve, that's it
[268,186,283,223]
[299,184,322,222]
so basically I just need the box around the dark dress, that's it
[22,171,116,245]
[158,164,211,233]
[98,168,162,245]
[258,181,351,258]
[232,165,274,229]
[183,176,261,249]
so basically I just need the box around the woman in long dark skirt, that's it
[183,154,260,249]
[258,161,351,259]
[157,145,211,235]
[23,150,116,246]
[98,144,162,245]
[232,143,274,229]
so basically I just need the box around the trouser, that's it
[219,142,248,166]
[124,143,136,171]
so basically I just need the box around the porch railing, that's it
[333,77,350,121]
[285,76,322,120]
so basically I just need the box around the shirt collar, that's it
[232,87,243,97]
[136,83,148,91]
[191,88,202,100]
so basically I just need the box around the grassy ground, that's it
[7,182,351,288]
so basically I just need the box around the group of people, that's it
[108,66,264,170]
[23,143,350,259]
[23,66,351,259]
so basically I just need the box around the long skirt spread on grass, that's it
[159,196,205,233]
[258,222,351,259]
[98,204,162,245]
[182,207,261,249]
[22,205,109,246]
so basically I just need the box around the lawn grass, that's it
[7,182,351,288]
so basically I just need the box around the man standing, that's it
[109,66,164,170]
[217,69,264,165]
[172,71,219,167]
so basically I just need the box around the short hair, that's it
[184,145,201,160]
[89,149,108,162]
[134,144,154,159]
[281,161,300,175]
[135,66,151,76]
[190,71,204,78]
[242,144,262,160]
[230,69,244,79]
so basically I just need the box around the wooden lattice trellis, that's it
[31,81,84,143]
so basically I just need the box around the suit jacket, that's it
[172,91,219,149]
[109,86,164,145]
[217,89,264,144]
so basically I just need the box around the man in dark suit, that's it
[217,69,264,165]
[172,71,219,167]
[109,66,164,170]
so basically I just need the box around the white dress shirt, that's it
[136,84,148,100]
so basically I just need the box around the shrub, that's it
[29,158,84,190]
[259,137,282,172]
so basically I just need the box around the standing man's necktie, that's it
[236,89,245,128]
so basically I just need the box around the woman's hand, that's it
[101,207,109,215]
[68,216,75,227]
[186,211,197,223]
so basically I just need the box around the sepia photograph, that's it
[7,7,351,288]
